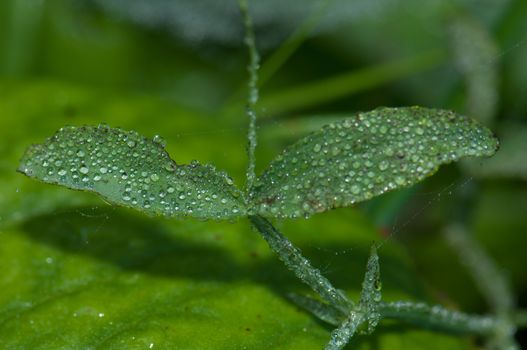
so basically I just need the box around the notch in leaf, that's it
[250,107,499,218]
[18,125,246,220]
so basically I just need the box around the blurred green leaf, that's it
[0,207,471,350]
[18,125,246,220]
[250,107,498,219]
[448,13,499,125]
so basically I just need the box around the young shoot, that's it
[16,2,516,349]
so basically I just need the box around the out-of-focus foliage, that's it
[1,0,526,348]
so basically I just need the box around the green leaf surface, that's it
[250,107,498,218]
[463,123,527,180]
[18,125,246,220]
[0,208,472,350]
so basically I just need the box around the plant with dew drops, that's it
[17,1,526,350]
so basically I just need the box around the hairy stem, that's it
[249,215,352,312]
[379,301,496,335]
[288,293,344,325]
[326,311,364,350]
[238,0,260,192]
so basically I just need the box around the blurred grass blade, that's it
[258,0,332,87]
[18,125,246,220]
[250,107,498,218]
[443,224,514,315]
[1,0,44,76]
[259,51,445,116]
[448,14,499,125]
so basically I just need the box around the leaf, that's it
[18,125,246,220]
[360,246,382,333]
[462,123,527,180]
[250,107,498,218]
[0,80,247,224]
[0,207,472,350]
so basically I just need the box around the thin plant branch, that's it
[379,301,496,335]
[250,215,353,312]
[238,0,260,192]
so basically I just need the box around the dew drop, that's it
[395,176,406,185]
[378,161,389,171]
[152,135,166,147]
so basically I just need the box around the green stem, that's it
[287,293,344,325]
[379,301,496,335]
[224,0,331,113]
[326,311,364,350]
[238,0,260,192]
[249,215,352,312]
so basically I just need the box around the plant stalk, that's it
[379,301,496,335]
[238,0,260,192]
[249,215,353,312]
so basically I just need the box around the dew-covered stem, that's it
[249,215,353,312]
[379,301,496,335]
[325,311,364,350]
[238,0,260,192]
[288,293,344,325]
